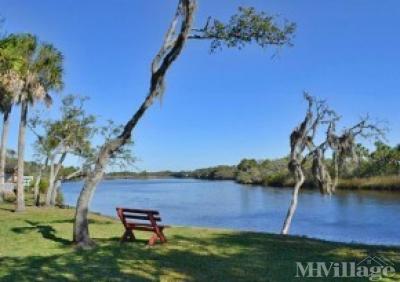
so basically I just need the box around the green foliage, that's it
[30,95,96,160]
[3,191,16,203]
[236,158,291,186]
[191,7,296,53]
[264,172,292,187]
[369,142,400,175]
[106,170,173,179]
[340,142,400,178]
[0,35,21,113]
[179,142,399,190]
[0,33,64,105]
[39,178,49,193]
[180,165,236,180]
[179,157,292,186]
[211,166,236,180]
[236,166,262,185]
[237,159,258,171]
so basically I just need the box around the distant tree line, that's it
[173,141,400,190]
[106,170,173,179]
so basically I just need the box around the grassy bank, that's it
[0,204,399,281]
[267,175,400,192]
[338,176,400,191]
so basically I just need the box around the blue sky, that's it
[1,0,399,171]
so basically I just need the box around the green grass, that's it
[264,175,400,191]
[0,203,399,281]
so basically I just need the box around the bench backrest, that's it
[116,208,162,226]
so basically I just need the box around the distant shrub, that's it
[3,191,16,203]
[236,167,263,185]
[39,178,49,193]
[236,171,253,184]
[212,166,236,180]
[264,173,291,187]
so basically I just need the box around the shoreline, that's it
[175,176,400,192]
[91,175,400,192]
[59,203,400,248]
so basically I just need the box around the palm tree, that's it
[1,34,63,211]
[0,95,12,203]
[0,79,17,202]
[0,38,24,201]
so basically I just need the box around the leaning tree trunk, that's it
[73,150,109,248]
[51,180,61,206]
[0,108,11,203]
[16,101,28,212]
[50,181,58,206]
[281,164,305,234]
[47,152,66,206]
[73,0,196,248]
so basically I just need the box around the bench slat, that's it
[124,214,161,221]
[126,223,166,229]
[118,207,159,215]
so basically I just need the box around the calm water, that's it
[62,178,400,246]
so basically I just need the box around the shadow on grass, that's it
[0,206,15,212]
[11,220,71,246]
[48,218,115,225]
[1,230,399,281]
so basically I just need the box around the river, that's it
[62,178,400,246]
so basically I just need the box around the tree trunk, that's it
[332,152,339,191]
[34,157,48,207]
[281,166,305,235]
[45,158,55,206]
[73,164,106,248]
[72,0,196,248]
[33,175,41,206]
[46,152,66,207]
[0,108,11,203]
[51,180,61,206]
[16,101,28,212]
[50,180,58,206]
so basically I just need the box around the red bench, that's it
[116,207,168,246]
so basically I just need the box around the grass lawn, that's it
[0,203,399,281]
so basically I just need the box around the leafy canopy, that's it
[190,6,296,52]
[0,33,64,106]
[30,95,96,160]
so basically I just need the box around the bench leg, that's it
[148,233,158,246]
[121,229,135,243]
[158,228,167,243]
[147,228,167,246]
